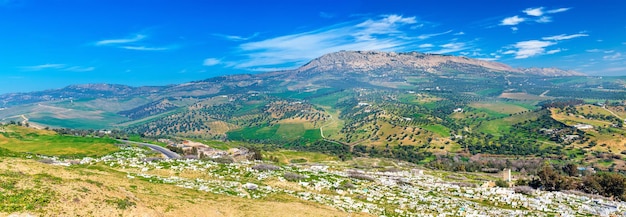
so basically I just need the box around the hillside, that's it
[0,51,625,170]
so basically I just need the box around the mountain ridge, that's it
[1,50,586,106]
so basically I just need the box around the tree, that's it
[562,163,578,177]
[538,163,570,191]
[495,179,509,188]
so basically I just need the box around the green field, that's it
[469,101,535,115]
[422,124,451,137]
[477,111,542,135]
[227,123,321,142]
[0,125,119,157]
[30,115,127,129]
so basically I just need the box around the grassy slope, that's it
[0,157,365,217]
[0,125,118,157]
[477,111,542,135]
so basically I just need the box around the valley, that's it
[1,51,626,216]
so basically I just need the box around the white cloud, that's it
[454,31,465,35]
[546,49,562,54]
[233,14,430,70]
[20,64,94,72]
[96,34,145,46]
[604,52,623,61]
[203,58,221,66]
[418,43,434,48]
[431,42,468,54]
[214,32,260,41]
[121,46,170,51]
[20,64,66,71]
[95,33,174,51]
[417,30,452,40]
[542,33,588,41]
[511,27,518,32]
[547,8,571,14]
[508,33,586,59]
[523,7,544,16]
[536,16,552,23]
[500,16,525,26]
[502,50,516,55]
[511,40,556,59]
[354,14,417,40]
[64,66,95,72]
[587,49,615,53]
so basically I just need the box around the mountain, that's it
[297,51,585,76]
[519,67,586,76]
[0,50,614,132]
[298,51,517,74]
[0,51,584,107]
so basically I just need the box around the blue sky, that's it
[1,0,625,94]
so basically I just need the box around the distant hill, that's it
[0,50,584,107]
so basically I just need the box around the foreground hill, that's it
[2,127,625,216]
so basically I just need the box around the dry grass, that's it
[0,158,371,217]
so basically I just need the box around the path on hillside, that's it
[539,90,550,97]
[20,114,28,125]
[603,107,624,121]
[319,114,335,139]
[116,139,181,159]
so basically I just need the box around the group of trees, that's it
[522,163,626,201]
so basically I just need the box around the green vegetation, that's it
[0,171,55,213]
[0,125,118,157]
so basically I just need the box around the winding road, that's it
[116,139,181,159]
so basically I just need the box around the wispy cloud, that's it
[547,8,571,14]
[506,32,587,59]
[20,64,94,72]
[536,16,552,23]
[431,42,469,54]
[542,33,588,41]
[95,33,174,51]
[418,43,434,48]
[203,58,221,66]
[603,52,623,61]
[214,32,260,41]
[231,14,440,70]
[63,66,95,72]
[586,49,615,53]
[511,40,556,59]
[500,16,525,26]
[546,49,562,54]
[523,7,544,16]
[501,7,571,27]
[120,46,170,51]
[417,30,452,40]
[20,64,66,71]
[96,34,145,46]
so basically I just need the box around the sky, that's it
[0,0,625,94]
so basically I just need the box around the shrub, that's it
[252,164,280,171]
[495,179,509,188]
[284,172,307,181]
[348,172,375,181]
[513,186,534,195]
